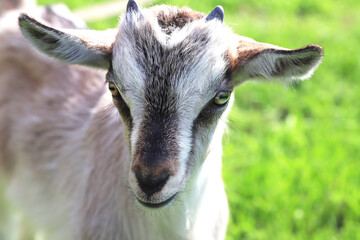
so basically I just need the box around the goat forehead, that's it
[112,10,231,104]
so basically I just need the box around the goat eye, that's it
[214,91,231,105]
[108,82,119,97]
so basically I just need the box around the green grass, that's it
[38,0,112,9]
[38,0,360,239]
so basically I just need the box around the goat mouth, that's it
[137,193,178,209]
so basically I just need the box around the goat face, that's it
[18,0,323,209]
[108,5,233,208]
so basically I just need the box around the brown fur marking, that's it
[150,5,205,35]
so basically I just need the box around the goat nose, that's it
[135,169,170,196]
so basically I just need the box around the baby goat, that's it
[0,0,323,239]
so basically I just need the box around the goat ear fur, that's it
[230,37,324,85]
[18,14,115,69]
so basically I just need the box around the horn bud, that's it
[127,0,140,13]
[206,5,224,22]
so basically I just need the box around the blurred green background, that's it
[38,0,360,239]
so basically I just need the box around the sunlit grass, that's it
[37,0,360,239]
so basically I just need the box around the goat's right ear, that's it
[18,14,116,69]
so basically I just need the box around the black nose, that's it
[135,170,170,197]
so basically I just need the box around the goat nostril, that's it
[135,170,170,196]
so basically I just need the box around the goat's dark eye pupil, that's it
[108,82,119,96]
[214,91,230,105]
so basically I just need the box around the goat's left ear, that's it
[230,37,324,85]
[19,14,116,69]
